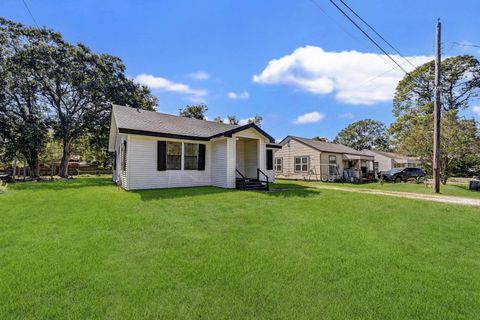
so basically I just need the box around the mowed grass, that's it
[1,177,480,319]
[284,179,480,199]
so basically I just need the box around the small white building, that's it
[362,150,422,173]
[108,105,280,190]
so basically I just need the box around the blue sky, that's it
[2,0,480,140]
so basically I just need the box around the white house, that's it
[108,105,280,190]
[361,150,422,173]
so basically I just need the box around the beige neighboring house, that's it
[275,136,375,182]
[362,150,422,173]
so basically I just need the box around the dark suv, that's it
[382,167,426,183]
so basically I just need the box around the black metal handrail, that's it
[257,168,269,190]
[236,169,246,189]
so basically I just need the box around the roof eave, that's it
[118,128,211,141]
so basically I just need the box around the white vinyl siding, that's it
[112,127,275,190]
[244,140,258,178]
[211,139,229,188]
[235,140,245,174]
[232,128,275,183]
[125,135,212,190]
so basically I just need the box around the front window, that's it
[328,155,336,175]
[295,156,309,172]
[166,142,182,170]
[184,143,199,170]
[274,158,283,172]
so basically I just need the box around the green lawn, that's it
[283,179,480,199]
[1,177,480,319]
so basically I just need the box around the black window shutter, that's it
[113,151,116,170]
[266,149,273,170]
[198,144,206,171]
[157,141,166,171]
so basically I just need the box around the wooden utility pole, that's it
[433,19,442,193]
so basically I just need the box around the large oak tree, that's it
[390,55,480,183]
[1,18,157,177]
[333,119,390,151]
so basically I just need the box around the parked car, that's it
[382,167,426,183]
[0,171,13,183]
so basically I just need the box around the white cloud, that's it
[339,112,354,119]
[253,46,432,105]
[473,105,480,116]
[292,111,325,125]
[134,74,208,98]
[227,91,250,100]
[189,70,210,80]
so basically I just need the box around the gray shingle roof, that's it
[113,104,240,138]
[282,136,373,157]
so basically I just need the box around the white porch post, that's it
[257,138,266,172]
[226,137,236,188]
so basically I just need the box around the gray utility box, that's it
[469,180,480,191]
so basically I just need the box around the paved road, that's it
[311,185,480,207]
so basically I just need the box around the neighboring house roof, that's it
[111,104,275,143]
[363,150,420,161]
[280,136,374,158]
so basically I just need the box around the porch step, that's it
[236,178,268,190]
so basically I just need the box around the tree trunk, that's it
[28,151,40,178]
[59,141,70,177]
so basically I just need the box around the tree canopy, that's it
[389,55,480,183]
[247,114,263,126]
[312,136,330,142]
[333,119,390,151]
[0,18,157,177]
[179,104,208,120]
[226,115,239,125]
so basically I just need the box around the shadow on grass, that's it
[133,182,320,201]
[265,182,320,198]
[133,186,234,201]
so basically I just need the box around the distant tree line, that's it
[0,18,157,177]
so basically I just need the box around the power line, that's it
[451,41,480,48]
[307,0,364,48]
[336,0,417,70]
[21,0,39,27]
[308,0,413,76]
[328,0,410,75]
[327,0,432,91]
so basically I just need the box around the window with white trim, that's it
[166,142,182,170]
[294,156,309,172]
[274,157,283,172]
[328,155,336,176]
